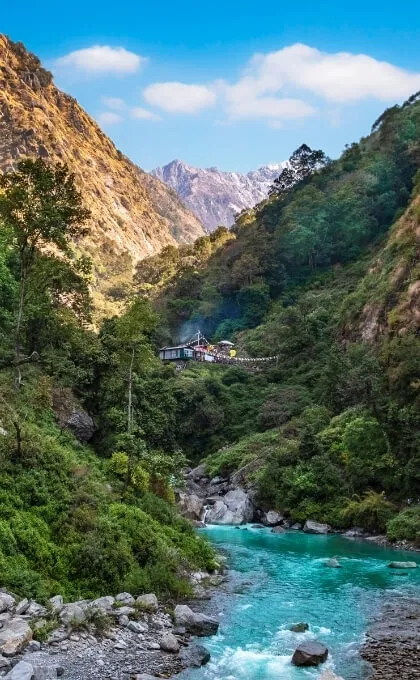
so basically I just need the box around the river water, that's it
[180,525,420,680]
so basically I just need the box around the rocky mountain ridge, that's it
[0,36,204,312]
[151,158,287,232]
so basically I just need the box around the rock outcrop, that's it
[303,520,330,534]
[205,488,254,525]
[174,605,219,636]
[152,159,287,232]
[292,641,328,666]
[0,36,204,312]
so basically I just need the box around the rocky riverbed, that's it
[361,596,420,679]
[0,580,221,680]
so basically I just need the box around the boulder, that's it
[343,527,365,537]
[263,510,284,526]
[159,633,179,653]
[174,605,218,636]
[48,596,64,613]
[177,492,204,521]
[188,463,207,481]
[26,601,46,617]
[59,603,86,626]
[271,526,285,534]
[292,641,328,666]
[133,676,159,680]
[0,594,15,614]
[4,661,33,680]
[303,520,330,534]
[136,593,158,611]
[0,618,32,656]
[180,643,211,667]
[90,596,115,612]
[290,622,309,633]
[53,388,95,442]
[291,522,303,531]
[0,656,10,670]
[30,660,58,679]
[128,621,148,634]
[206,488,254,525]
[325,558,341,568]
[388,561,417,569]
[115,592,135,606]
[15,600,30,616]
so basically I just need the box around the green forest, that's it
[0,94,419,602]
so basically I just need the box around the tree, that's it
[270,144,329,198]
[0,159,90,383]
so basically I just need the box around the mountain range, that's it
[0,35,204,312]
[152,159,287,232]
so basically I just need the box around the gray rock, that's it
[159,633,179,653]
[133,675,159,680]
[264,510,284,526]
[31,660,58,679]
[325,558,341,568]
[0,656,10,669]
[53,388,95,442]
[49,596,64,613]
[180,643,211,667]
[15,600,30,616]
[388,561,417,569]
[136,593,158,611]
[113,640,127,651]
[0,618,32,656]
[206,488,254,525]
[271,526,285,534]
[291,522,303,530]
[187,463,207,481]
[177,492,204,521]
[174,605,219,636]
[343,527,365,537]
[118,615,129,627]
[290,622,309,633]
[147,641,160,650]
[26,640,41,652]
[128,621,148,634]
[115,592,135,606]
[59,603,86,626]
[4,661,33,680]
[319,671,345,680]
[90,596,115,612]
[303,520,330,534]
[26,601,46,617]
[292,641,328,666]
[0,595,15,614]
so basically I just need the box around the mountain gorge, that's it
[0,35,204,311]
[152,158,287,231]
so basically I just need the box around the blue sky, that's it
[4,0,420,172]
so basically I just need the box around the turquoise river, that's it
[180,525,420,680]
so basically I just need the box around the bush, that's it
[386,506,420,543]
[341,491,395,532]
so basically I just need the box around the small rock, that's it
[291,522,303,530]
[388,561,417,569]
[26,601,46,617]
[136,594,158,611]
[292,641,328,666]
[128,621,148,634]
[159,633,179,653]
[133,675,159,680]
[113,640,127,651]
[69,634,80,642]
[115,592,135,606]
[251,524,265,529]
[0,656,10,669]
[147,641,160,650]
[26,640,41,652]
[271,526,285,534]
[325,558,341,568]
[303,520,330,535]
[290,622,309,633]
[118,615,129,627]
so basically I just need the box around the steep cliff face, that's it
[152,159,287,232]
[343,190,420,343]
[0,36,204,309]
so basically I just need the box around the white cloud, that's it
[143,82,216,113]
[56,46,146,76]
[225,44,420,110]
[102,97,126,110]
[97,111,123,125]
[131,107,160,120]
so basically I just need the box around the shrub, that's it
[341,491,395,532]
[386,506,420,543]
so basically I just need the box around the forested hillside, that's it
[137,94,420,540]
